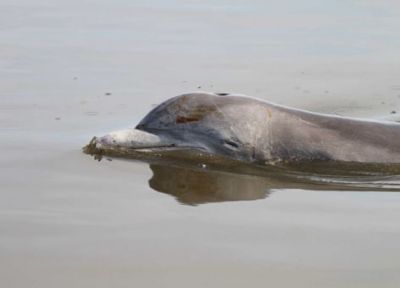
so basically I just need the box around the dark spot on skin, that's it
[197,86,202,89]
[216,92,229,96]
[175,105,218,124]
[391,110,397,114]
[176,116,200,123]
[105,92,112,96]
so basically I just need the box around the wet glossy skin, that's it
[96,92,400,164]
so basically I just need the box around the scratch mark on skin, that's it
[267,109,272,118]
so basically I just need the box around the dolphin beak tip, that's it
[83,136,104,156]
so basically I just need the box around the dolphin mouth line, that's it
[129,145,203,150]
[82,136,205,160]
[94,137,201,151]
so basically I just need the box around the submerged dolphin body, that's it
[92,92,400,164]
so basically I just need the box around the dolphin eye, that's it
[224,139,240,149]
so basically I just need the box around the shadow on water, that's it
[84,141,400,205]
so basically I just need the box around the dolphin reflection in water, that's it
[147,160,400,205]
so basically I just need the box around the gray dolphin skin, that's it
[93,92,400,164]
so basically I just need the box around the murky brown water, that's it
[1,0,400,287]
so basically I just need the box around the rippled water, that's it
[2,0,400,287]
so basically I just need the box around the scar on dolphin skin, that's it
[176,116,200,124]
[175,105,218,124]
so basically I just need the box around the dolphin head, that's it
[88,93,263,161]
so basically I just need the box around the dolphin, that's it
[88,92,400,164]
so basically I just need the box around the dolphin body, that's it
[92,92,400,164]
